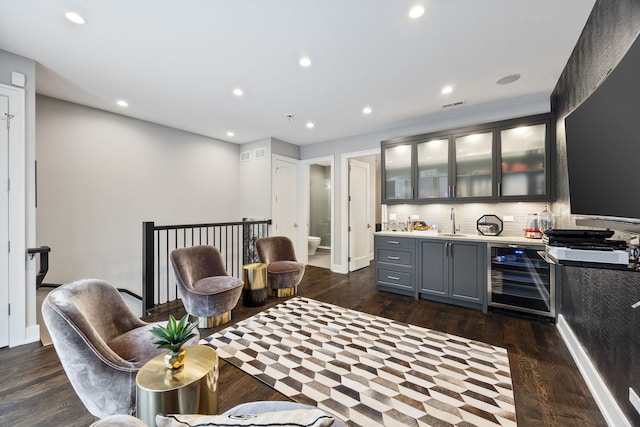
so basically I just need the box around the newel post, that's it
[142,221,155,313]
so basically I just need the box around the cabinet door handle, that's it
[497,182,502,197]
[387,240,400,244]
[387,256,400,260]
[387,275,400,281]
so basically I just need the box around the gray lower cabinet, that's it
[418,239,485,310]
[374,235,416,297]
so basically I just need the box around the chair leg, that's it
[270,287,296,297]
[195,311,231,328]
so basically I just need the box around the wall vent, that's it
[254,147,267,159]
[240,151,251,162]
[442,100,467,109]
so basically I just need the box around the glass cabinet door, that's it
[383,143,412,200]
[454,131,493,198]
[416,138,449,199]
[500,123,547,197]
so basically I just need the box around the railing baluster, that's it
[142,219,271,311]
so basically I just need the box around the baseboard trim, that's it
[24,325,40,345]
[557,315,631,427]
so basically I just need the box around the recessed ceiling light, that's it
[409,5,425,19]
[65,11,86,24]
[299,57,312,67]
[306,122,314,129]
[441,86,453,95]
[226,131,234,137]
[116,100,128,107]
[362,106,372,115]
[233,88,244,96]
[496,73,521,85]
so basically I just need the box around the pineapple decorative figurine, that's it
[151,314,199,370]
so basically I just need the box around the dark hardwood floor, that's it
[0,264,607,426]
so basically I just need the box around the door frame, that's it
[299,156,335,269]
[1,83,27,348]
[340,148,380,273]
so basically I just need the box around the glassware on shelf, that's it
[538,204,555,233]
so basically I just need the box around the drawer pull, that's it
[387,275,400,281]
[387,240,400,244]
[387,256,400,260]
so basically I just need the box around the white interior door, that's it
[0,94,9,348]
[273,156,299,251]
[349,159,371,271]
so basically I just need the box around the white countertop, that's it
[375,231,545,246]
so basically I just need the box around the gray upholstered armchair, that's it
[41,278,199,418]
[169,245,244,328]
[255,236,305,297]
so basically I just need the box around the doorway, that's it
[272,155,299,251]
[1,83,27,348]
[342,150,381,272]
[1,92,9,347]
[307,161,332,269]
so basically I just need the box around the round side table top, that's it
[136,345,218,392]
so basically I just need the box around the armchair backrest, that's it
[255,236,298,264]
[41,279,147,417]
[43,278,146,367]
[170,245,229,290]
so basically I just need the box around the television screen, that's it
[564,33,640,226]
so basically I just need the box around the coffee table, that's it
[136,345,218,425]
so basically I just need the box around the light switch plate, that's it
[11,71,26,87]
[503,215,514,222]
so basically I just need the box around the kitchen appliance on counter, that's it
[488,243,554,319]
[477,214,503,236]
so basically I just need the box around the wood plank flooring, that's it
[0,264,607,426]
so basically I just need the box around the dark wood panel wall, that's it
[551,1,640,424]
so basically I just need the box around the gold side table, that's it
[136,345,218,426]
[242,263,268,307]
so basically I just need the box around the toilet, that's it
[308,236,321,255]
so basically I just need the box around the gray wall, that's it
[36,96,241,293]
[301,94,550,269]
[551,1,640,424]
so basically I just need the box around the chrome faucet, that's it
[450,208,456,234]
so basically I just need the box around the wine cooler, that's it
[488,243,555,319]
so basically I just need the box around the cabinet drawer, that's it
[375,236,415,250]
[377,268,413,289]
[378,249,413,266]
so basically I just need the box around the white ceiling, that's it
[0,1,596,146]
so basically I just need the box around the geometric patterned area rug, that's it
[202,297,517,427]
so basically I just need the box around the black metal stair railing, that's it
[142,218,271,313]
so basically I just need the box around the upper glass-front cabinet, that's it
[381,113,553,204]
[416,138,449,199]
[454,131,493,198]
[383,143,413,201]
[499,123,547,197]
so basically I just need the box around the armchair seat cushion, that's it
[192,277,243,295]
[108,323,200,369]
[267,260,305,274]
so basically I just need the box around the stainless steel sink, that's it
[438,233,467,237]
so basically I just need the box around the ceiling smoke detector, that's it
[496,74,521,85]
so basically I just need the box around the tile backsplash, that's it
[383,202,550,237]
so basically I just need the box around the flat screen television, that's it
[564,33,640,233]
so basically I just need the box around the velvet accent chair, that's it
[41,278,200,419]
[255,236,305,297]
[169,245,244,328]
